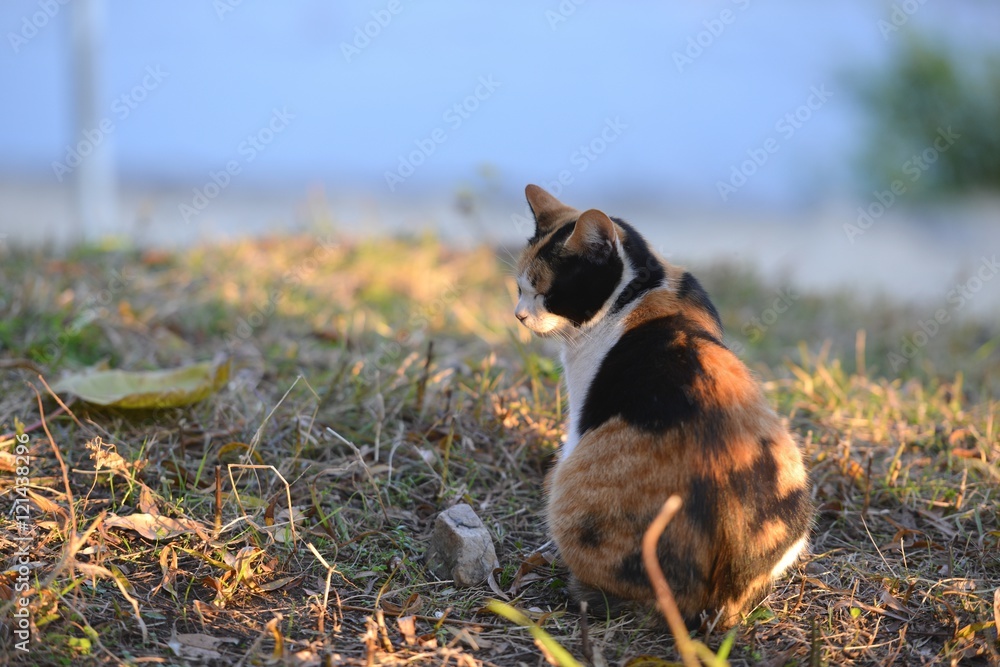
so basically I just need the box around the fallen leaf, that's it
[152,545,178,597]
[508,550,556,596]
[259,504,305,544]
[167,632,239,662]
[264,496,278,526]
[26,490,68,520]
[53,359,230,408]
[107,563,136,596]
[217,441,266,465]
[258,575,302,592]
[105,512,203,540]
[878,588,910,616]
[487,568,509,601]
[381,593,422,616]
[397,616,417,646]
[86,437,136,472]
[956,620,995,639]
[139,485,159,516]
[625,656,682,667]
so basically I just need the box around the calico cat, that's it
[514,184,812,629]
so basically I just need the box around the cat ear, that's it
[525,184,576,236]
[566,209,618,257]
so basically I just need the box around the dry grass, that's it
[0,231,998,666]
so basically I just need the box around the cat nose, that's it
[515,310,528,322]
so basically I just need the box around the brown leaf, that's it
[258,575,301,592]
[0,451,16,473]
[487,568,508,601]
[264,495,278,527]
[878,588,910,616]
[86,437,134,472]
[397,616,417,646]
[202,575,229,608]
[217,441,265,465]
[26,490,68,520]
[139,486,159,516]
[153,545,179,597]
[168,632,239,662]
[508,550,556,596]
[381,593,422,616]
[105,512,203,541]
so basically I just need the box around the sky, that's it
[0,0,998,209]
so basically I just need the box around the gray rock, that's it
[425,503,499,587]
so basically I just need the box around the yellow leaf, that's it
[956,620,995,639]
[53,359,230,408]
[625,657,683,667]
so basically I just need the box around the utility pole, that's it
[71,0,116,243]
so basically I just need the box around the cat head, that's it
[514,185,629,337]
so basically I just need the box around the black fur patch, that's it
[687,475,719,533]
[729,444,809,529]
[532,222,575,264]
[686,406,731,454]
[712,441,812,595]
[609,218,666,313]
[616,543,706,595]
[729,446,780,509]
[579,314,710,434]
[578,514,603,548]
[766,488,811,533]
[676,271,723,333]
[536,221,624,326]
[616,551,647,588]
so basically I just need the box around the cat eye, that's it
[517,285,522,297]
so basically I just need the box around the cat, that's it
[513,184,813,629]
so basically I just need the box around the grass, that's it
[0,229,998,666]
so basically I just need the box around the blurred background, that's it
[1,0,998,311]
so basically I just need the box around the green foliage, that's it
[852,33,1000,196]
[0,309,112,366]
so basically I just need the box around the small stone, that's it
[425,503,499,587]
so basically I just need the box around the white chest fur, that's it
[559,325,620,459]
[558,275,644,460]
